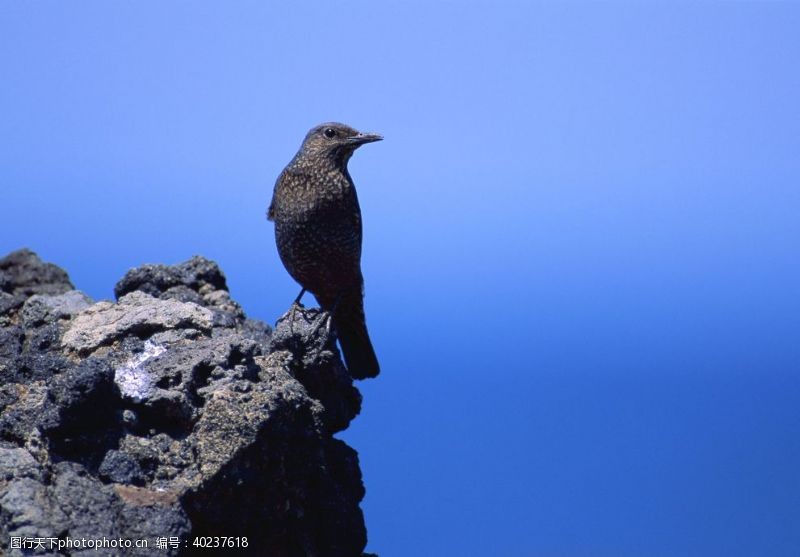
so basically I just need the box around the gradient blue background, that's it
[2,2,799,556]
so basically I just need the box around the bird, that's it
[268,122,382,379]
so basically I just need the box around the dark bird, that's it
[268,122,382,379]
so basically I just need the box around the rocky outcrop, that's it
[0,249,369,556]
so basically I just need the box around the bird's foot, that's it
[288,301,306,335]
[288,288,307,335]
[308,310,333,342]
[307,310,335,362]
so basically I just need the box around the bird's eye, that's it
[323,128,337,139]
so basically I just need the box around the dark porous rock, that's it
[0,249,372,557]
[98,450,147,485]
[0,249,74,299]
[114,256,245,327]
[269,306,362,434]
[21,290,93,329]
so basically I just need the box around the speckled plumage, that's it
[268,123,381,379]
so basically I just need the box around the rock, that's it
[0,446,42,481]
[0,249,74,299]
[62,292,215,355]
[0,249,371,557]
[114,256,245,324]
[0,292,23,321]
[99,450,147,485]
[21,290,93,328]
[269,307,362,434]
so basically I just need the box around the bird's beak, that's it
[348,132,383,145]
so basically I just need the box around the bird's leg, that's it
[289,288,306,335]
[308,293,343,357]
[307,312,331,342]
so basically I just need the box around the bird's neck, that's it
[294,150,352,174]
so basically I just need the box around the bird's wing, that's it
[267,167,291,221]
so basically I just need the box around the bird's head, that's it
[298,122,383,165]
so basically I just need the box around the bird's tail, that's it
[331,293,380,380]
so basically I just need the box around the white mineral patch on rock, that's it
[114,340,166,401]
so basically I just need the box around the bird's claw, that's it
[308,310,333,341]
[288,300,305,335]
[288,288,307,335]
[307,311,334,362]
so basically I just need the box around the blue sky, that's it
[1,2,799,556]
